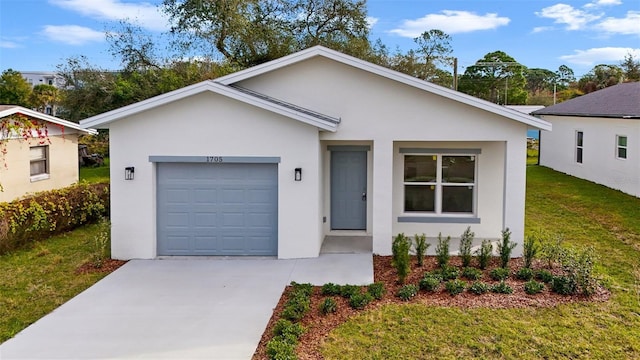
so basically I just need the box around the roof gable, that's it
[0,105,96,134]
[217,46,551,131]
[80,80,339,132]
[532,82,640,119]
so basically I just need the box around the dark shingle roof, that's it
[532,82,640,119]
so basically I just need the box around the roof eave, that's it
[0,106,96,134]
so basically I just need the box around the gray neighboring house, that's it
[533,82,640,197]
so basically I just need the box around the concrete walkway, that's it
[0,254,373,360]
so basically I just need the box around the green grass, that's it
[0,223,112,343]
[79,158,110,183]
[322,166,640,359]
[527,148,539,165]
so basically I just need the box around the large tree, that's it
[458,51,527,105]
[29,84,59,114]
[525,68,556,95]
[620,53,640,82]
[161,0,370,67]
[578,64,623,93]
[0,69,32,107]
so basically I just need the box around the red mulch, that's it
[252,255,610,360]
[75,259,127,274]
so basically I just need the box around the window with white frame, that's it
[576,131,584,164]
[616,135,627,159]
[403,154,476,214]
[30,146,49,179]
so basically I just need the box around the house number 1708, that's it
[206,156,224,163]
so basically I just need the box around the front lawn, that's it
[320,166,640,359]
[0,222,120,343]
[79,157,110,183]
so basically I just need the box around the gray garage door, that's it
[157,162,278,256]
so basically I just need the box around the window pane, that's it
[576,148,583,163]
[442,186,473,213]
[618,148,627,159]
[30,160,46,175]
[404,155,436,182]
[30,146,46,160]
[618,136,627,147]
[442,156,475,183]
[404,185,435,212]
[576,131,583,147]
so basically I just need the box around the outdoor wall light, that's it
[125,166,135,180]
[294,168,302,181]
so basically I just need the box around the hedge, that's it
[0,182,109,255]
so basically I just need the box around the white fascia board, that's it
[217,46,552,131]
[0,106,96,134]
[79,80,337,132]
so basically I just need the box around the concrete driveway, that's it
[0,254,373,360]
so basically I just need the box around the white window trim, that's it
[401,153,478,219]
[616,135,627,160]
[575,130,584,164]
[29,145,49,182]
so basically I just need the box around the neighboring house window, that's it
[576,131,584,164]
[404,154,476,214]
[30,146,49,181]
[617,135,627,159]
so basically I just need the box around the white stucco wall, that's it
[540,115,639,197]
[237,56,529,255]
[108,91,322,259]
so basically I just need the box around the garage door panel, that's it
[157,162,277,256]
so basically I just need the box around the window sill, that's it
[30,174,50,182]
[398,216,481,224]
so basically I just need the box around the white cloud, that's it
[49,0,168,32]
[532,26,554,33]
[596,11,640,36]
[367,16,379,29]
[560,47,640,65]
[389,10,510,38]
[585,0,622,8]
[0,40,20,48]
[535,4,601,30]
[42,25,105,45]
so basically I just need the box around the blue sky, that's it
[1,0,638,77]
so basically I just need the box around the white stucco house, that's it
[534,82,639,197]
[80,46,551,260]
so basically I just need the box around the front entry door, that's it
[331,151,367,230]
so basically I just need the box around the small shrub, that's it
[321,283,342,296]
[266,338,296,360]
[349,292,374,309]
[435,232,451,267]
[515,267,534,281]
[539,232,565,268]
[560,246,599,296]
[290,282,313,297]
[436,265,459,281]
[419,275,441,292]
[445,279,466,296]
[551,275,577,295]
[397,284,419,301]
[490,281,513,294]
[272,319,305,339]
[523,235,539,268]
[462,267,482,281]
[490,267,510,281]
[413,233,429,267]
[367,282,386,300]
[282,283,312,321]
[392,233,411,283]
[475,239,493,270]
[497,228,517,268]
[459,226,475,267]
[535,269,554,283]
[320,298,337,315]
[524,280,545,295]
[90,218,110,268]
[339,284,361,298]
[468,281,490,295]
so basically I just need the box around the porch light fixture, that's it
[125,166,135,180]
[294,168,302,181]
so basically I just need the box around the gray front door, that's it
[157,162,278,256]
[331,151,367,230]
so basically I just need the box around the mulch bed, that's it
[75,259,127,274]
[252,255,610,360]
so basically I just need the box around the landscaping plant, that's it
[475,239,493,270]
[468,281,490,295]
[534,269,554,283]
[435,232,450,267]
[490,281,513,294]
[413,233,429,267]
[419,274,441,292]
[321,283,342,296]
[392,233,411,283]
[339,284,361,299]
[320,298,337,315]
[396,284,418,301]
[524,280,545,295]
[523,234,539,268]
[461,267,482,281]
[490,267,510,281]
[459,226,475,267]
[445,279,466,296]
[349,293,374,309]
[559,246,599,296]
[436,265,460,281]
[516,267,534,281]
[497,228,517,268]
[367,282,386,300]
[539,232,565,269]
